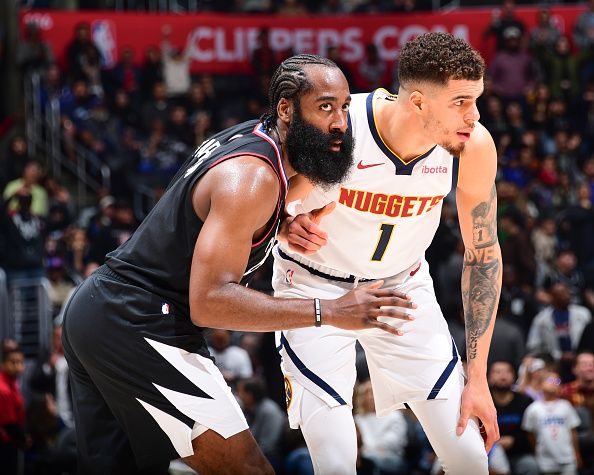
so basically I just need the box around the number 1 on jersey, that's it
[371,223,395,261]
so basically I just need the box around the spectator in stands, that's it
[25,391,76,475]
[29,324,73,430]
[528,281,591,380]
[538,36,582,102]
[207,329,253,385]
[250,28,276,79]
[489,360,538,475]
[239,0,273,13]
[1,135,31,190]
[160,24,191,98]
[558,183,594,273]
[140,45,163,100]
[46,257,76,317]
[532,215,558,285]
[66,22,101,82]
[518,355,554,401]
[489,26,537,107]
[483,0,526,52]
[354,380,408,475]
[523,370,582,474]
[539,250,586,305]
[561,351,594,469]
[352,0,383,14]
[356,43,387,92]
[87,199,136,264]
[44,176,72,234]
[16,23,54,76]
[0,347,26,475]
[166,105,194,147]
[277,0,308,15]
[1,188,46,283]
[236,377,286,471]
[137,118,188,189]
[140,80,169,132]
[185,82,214,124]
[317,0,347,14]
[500,207,536,291]
[573,0,594,51]
[529,7,561,57]
[109,46,141,101]
[3,160,48,218]
[489,299,527,371]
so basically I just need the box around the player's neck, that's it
[376,97,435,162]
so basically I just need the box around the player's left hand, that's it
[456,378,499,453]
[278,202,336,255]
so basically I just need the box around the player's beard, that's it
[285,106,354,189]
[424,116,465,157]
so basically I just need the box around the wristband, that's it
[314,298,322,327]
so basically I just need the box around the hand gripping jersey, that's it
[286,89,459,279]
[106,120,288,318]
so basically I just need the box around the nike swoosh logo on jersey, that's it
[410,262,421,277]
[357,160,384,169]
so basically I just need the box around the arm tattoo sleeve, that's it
[463,184,501,360]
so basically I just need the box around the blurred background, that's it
[2,0,594,474]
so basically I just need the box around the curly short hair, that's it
[398,32,485,88]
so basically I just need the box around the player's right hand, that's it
[284,202,335,255]
[325,281,416,335]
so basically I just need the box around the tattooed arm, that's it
[455,121,502,451]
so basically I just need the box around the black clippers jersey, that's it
[105,120,288,317]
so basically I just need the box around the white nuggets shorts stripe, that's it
[272,245,464,426]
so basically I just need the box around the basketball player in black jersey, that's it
[61,55,415,474]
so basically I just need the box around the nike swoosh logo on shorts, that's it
[357,160,384,169]
[410,262,421,276]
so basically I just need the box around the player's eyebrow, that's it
[451,94,474,101]
[316,94,351,102]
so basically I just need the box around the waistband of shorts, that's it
[276,245,376,284]
[96,264,136,286]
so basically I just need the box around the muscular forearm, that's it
[462,241,502,377]
[192,283,320,331]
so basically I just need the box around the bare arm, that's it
[188,156,412,333]
[456,122,502,451]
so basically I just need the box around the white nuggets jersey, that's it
[286,89,459,279]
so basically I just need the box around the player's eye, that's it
[342,103,350,111]
[454,100,464,106]
[320,103,332,111]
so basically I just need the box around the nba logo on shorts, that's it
[285,269,294,285]
[161,303,170,315]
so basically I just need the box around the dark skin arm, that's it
[189,156,413,333]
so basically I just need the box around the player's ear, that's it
[409,91,424,114]
[277,98,292,126]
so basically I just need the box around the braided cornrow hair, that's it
[260,54,338,132]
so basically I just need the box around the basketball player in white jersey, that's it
[273,33,501,474]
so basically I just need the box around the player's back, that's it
[284,90,459,279]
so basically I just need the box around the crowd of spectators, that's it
[4,1,594,474]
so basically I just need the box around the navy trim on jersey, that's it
[427,337,458,400]
[366,91,436,176]
[451,156,460,190]
[278,333,347,405]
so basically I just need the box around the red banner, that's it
[20,6,586,75]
